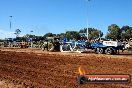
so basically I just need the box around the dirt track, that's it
[0,48,132,88]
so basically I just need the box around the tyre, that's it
[74,45,81,51]
[54,42,60,51]
[96,48,104,54]
[60,44,71,51]
[48,43,54,51]
[105,48,113,55]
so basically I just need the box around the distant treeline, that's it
[1,24,131,42]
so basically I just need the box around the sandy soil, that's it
[0,48,132,88]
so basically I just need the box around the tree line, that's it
[106,24,132,41]
[13,24,132,42]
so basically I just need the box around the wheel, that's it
[74,45,81,51]
[105,48,113,55]
[96,48,104,54]
[48,43,54,51]
[76,75,86,84]
[54,42,60,51]
[60,44,71,51]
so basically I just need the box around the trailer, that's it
[90,41,124,55]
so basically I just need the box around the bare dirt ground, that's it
[0,48,132,88]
